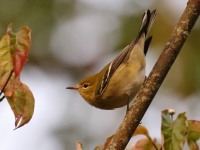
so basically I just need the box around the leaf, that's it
[131,138,156,150]
[133,125,150,139]
[188,140,199,150]
[133,125,160,150]
[187,120,200,150]
[161,110,188,150]
[5,81,34,129]
[76,141,83,150]
[93,146,103,150]
[0,24,34,129]
[7,24,31,77]
[0,34,13,88]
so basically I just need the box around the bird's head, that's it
[66,74,97,104]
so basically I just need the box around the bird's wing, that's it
[96,45,130,96]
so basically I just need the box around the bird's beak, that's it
[66,84,80,90]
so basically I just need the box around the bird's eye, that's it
[83,83,89,88]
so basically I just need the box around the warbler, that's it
[67,10,156,110]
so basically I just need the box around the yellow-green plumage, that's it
[67,10,156,110]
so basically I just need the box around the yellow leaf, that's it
[0,34,13,88]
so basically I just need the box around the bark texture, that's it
[105,0,200,149]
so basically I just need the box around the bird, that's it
[67,10,156,111]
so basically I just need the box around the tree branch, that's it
[105,0,200,149]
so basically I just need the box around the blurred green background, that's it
[0,0,199,149]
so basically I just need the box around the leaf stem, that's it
[147,136,159,150]
[0,96,5,102]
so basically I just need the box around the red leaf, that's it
[12,50,28,77]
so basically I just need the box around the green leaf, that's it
[187,120,200,150]
[161,110,188,150]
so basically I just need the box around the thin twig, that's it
[0,96,5,102]
[105,0,200,149]
[147,136,158,150]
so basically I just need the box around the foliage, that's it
[0,24,34,129]
[76,109,200,150]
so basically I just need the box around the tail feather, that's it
[144,36,152,55]
[136,9,156,41]
[135,9,156,55]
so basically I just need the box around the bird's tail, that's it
[137,9,156,39]
[136,9,156,55]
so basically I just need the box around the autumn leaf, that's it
[133,125,160,150]
[0,24,34,129]
[161,110,188,150]
[7,24,31,77]
[133,125,150,139]
[187,120,200,150]
[5,82,34,129]
[0,34,12,88]
[131,138,157,150]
